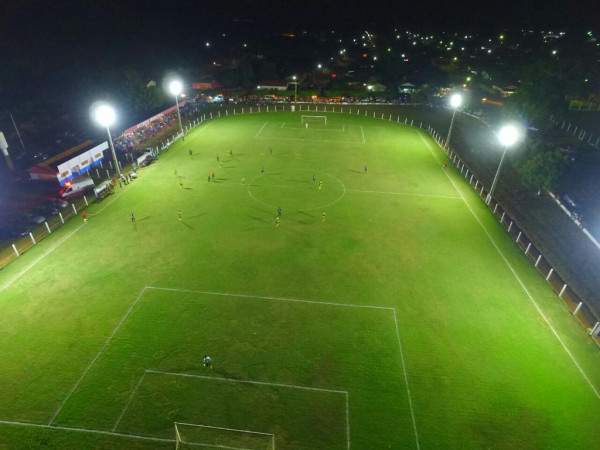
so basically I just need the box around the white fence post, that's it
[516,231,521,243]
[573,302,582,315]
[590,322,600,336]
[508,221,513,232]
[493,204,498,214]
[535,255,542,267]
[500,212,505,223]
[546,267,554,281]
[12,244,19,257]
[525,242,531,255]
[559,284,567,297]
[29,232,36,245]
[45,222,51,234]
[59,212,64,224]
[84,196,88,206]
[72,203,77,214]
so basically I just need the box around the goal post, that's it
[300,115,327,126]
[174,422,275,449]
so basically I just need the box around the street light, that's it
[485,124,520,204]
[445,93,462,150]
[93,103,121,176]
[169,80,185,139]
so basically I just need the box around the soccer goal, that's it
[175,422,275,449]
[301,115,327,126]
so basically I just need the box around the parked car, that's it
[20,212,46,225]
[34,204,59,217]
[0,225,31,240]
[47,198,69,209]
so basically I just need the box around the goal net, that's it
[300,115,327,126]
[175,422,275,449]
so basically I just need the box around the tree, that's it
[516,139,567,192]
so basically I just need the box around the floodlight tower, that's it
[169,80,185,138]
[485,125,520,204]
[445,93,462,150]
[292,76,298,104]
[94,104,121,176]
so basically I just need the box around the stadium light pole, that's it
[445,93,462,150]
[292,75,298,104]
[169,80,185,139]
[485,125,520,205]
[94,104,121,177]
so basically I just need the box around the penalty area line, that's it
[0,419,174,444]
[417,130,600,402]
[146,286,394,311]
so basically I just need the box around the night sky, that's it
[0,0,597,140]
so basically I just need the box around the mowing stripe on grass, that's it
[360,126,365,144]
[417,130,600,401]
[0,419,175,444]
[49,286,150,425]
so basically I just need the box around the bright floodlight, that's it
[95,104,115,127]
[450,93,462,108]
[498,125,520,147]
[169,80,183,96]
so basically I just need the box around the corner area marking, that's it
[417,130,600,402]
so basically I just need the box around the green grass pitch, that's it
[0,111,599,449]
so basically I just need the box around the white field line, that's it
[346,189,460,199]
[179,442,254,450]
[393,310,420,449]
[146,286,394,311]
[345,393,351,450]
[0,183,129,294]
[0,419,175,443]
[186,122,212,143]
[281,123,346,132]
[176,422,274,437]
[112,371,147,432]
[151,370,350,450]
[255,121,268,138]
[49,286,150,425]
[360,126,366,144]
[256,136,364,145]
[147,369,348,395]
[417,131,600,401]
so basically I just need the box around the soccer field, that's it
[1,111,599,449]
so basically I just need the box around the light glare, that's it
[450,93,462,108]
[95,104,115,127]
[169,80,183,96]
[498,125,520,147]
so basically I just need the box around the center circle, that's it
[247,169,346,211]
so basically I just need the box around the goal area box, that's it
[301,115,327,126]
